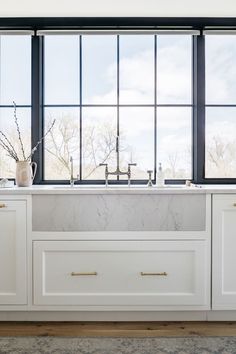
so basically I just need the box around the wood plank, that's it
[0,322,236,337]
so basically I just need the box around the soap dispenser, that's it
[157,162,165,187]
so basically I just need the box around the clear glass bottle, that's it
[156,162,165,187]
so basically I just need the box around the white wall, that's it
[0,0,236,17]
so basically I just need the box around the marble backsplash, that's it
[32,194,206,232]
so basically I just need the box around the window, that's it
[1,18,236,185]
[43,33,192,182]
[0,35,31,178]
[205,35,236,178]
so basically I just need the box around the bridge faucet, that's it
[99,135,137,186]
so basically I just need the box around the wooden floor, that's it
[0,322,236,337]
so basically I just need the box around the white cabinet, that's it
[213,195,236,309]
[0,199,27,305]
[33,240,208,308]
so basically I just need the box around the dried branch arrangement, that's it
[0,102,55,162]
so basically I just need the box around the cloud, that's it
[206,114,236,141]
[157,37,192,103]
[206,36,236,103]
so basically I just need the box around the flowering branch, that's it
[13,101,26,160]
[0,131,19,161]
[26,119,56,161]
[0,102,56,163]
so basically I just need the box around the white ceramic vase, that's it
[15,161,37,187]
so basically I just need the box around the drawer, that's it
[33,240,208,307]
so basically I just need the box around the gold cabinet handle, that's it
[0,203,6,208]
[140,272,168,276]
[233,203,236,207]
[71,272,97,276]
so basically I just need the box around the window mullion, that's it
[31,34,44,183]
[79,35,82,181]
[117,34,120,181]
[154,34,157,183]
[193,34,205,183]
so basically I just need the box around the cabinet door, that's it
[213,195,236,309]
[0,199,27,305]
[34,240,208,308]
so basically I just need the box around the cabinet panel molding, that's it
[213,194,236,309]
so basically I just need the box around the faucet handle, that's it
[99,163,108,167]
[147,170,153,187]
[128,163,137,166]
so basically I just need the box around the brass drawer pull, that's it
[0,203,6,208]
[71,272,97,276]
[140,272,168,276]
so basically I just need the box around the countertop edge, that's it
[1,185,236,195]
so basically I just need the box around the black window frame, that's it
[1,17,236,185]
[42,33,193,184]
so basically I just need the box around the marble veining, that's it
[32,194,206,232]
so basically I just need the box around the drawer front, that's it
[33,240,208,307]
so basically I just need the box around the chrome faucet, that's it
[99,135,137,186]
[70,156,79,187]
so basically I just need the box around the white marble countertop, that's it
[1,184,236,194]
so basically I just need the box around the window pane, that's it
[44,108,80,180]
[157,108,192,179]
[0,108,31,178]
[44,36,79,104]
[0,36,31,105]
[119,107,154,179]
[206,108,236,177]
[119,35,154,104]
[82,35,117,104]
[157,35,192,104]
[206,35,236,104]
[82,107,117,180]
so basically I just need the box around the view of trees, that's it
[1,110,236,180]
[45,113,118,180]
[206,135,236,177]
[44,112,147,180]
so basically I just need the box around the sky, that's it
[0,36,31,105]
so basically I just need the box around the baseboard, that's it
[207,311,236,321]
[1,310,236,321]
[0,311,207,321]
